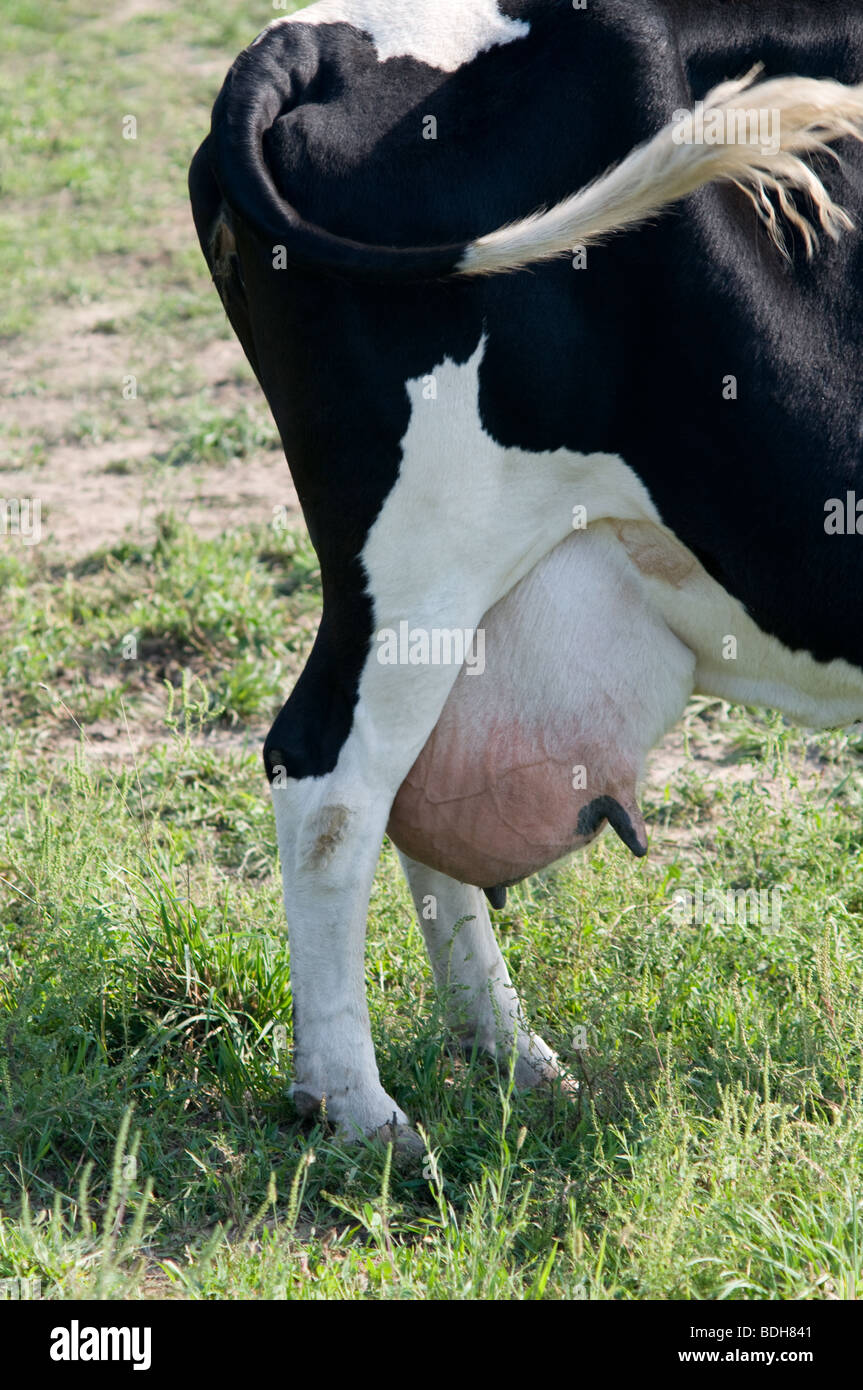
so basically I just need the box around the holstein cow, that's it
[190,0,863,1142]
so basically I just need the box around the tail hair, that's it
[457,67,863,276]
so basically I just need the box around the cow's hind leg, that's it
[270,775,404,1142]
[398,854,571,1091]
[267,617,492,1142]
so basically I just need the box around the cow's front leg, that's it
[398,854,570,1091]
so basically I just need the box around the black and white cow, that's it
[189,0,863,1141]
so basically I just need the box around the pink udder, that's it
[388,710,645,889]
[386,525,695,891]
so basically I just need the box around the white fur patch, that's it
[263,0,530,71]
[361,337,863,736]
[357,337,663,769]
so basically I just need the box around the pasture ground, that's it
[1,0,862,1301]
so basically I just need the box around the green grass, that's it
[0,516,320,726]
[0,0,286,338]
[2,676,863,1298]
[2,0,863,1302]
[160,402,279,468]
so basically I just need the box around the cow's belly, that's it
[387,523,696,889]
[629,526,863,730]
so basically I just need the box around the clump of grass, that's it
[0,1108,157,1299]
[0,515,320,725]
[161,402,277,468]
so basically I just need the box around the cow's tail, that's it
[204,29,863,281]
[204,28,469,281]
[460,68,863,275]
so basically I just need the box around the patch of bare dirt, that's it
[0,285,300,558]
[42,714,268,766]
[642,711,843,859]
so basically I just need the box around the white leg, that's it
[272,781,405,1138]
[270,634,480,1139]
[398,853,569,1089]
